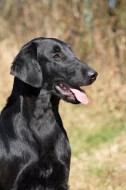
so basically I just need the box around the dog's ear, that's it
[10,42,42,88]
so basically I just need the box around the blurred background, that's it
[0,0,126,189]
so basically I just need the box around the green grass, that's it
[85,121,126,148]
[69,120,126,156]
[87,163,106,177]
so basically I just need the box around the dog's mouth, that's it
[55,83,88,104]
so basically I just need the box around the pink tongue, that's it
[70,88,88,104]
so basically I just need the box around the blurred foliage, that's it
[67,117,126,155]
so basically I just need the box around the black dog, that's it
[0,38,98,190]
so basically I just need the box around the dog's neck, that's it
[6,78,60,120]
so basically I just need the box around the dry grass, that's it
[70,136,126,190]
[59,101,126,190]
[0,1,126,189]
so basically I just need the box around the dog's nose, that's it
[88,70,98,81]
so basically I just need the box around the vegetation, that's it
[0,0,126,189]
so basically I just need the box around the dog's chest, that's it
[0,111,71,189]
[30,109,71,163]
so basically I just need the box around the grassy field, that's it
[59,102,126,190]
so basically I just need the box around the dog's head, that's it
[11,38,98,104]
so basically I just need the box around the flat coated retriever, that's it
[0,38,98,190]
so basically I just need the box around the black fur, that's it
[0,38,98,190]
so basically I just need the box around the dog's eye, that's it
[53,54,60,59]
